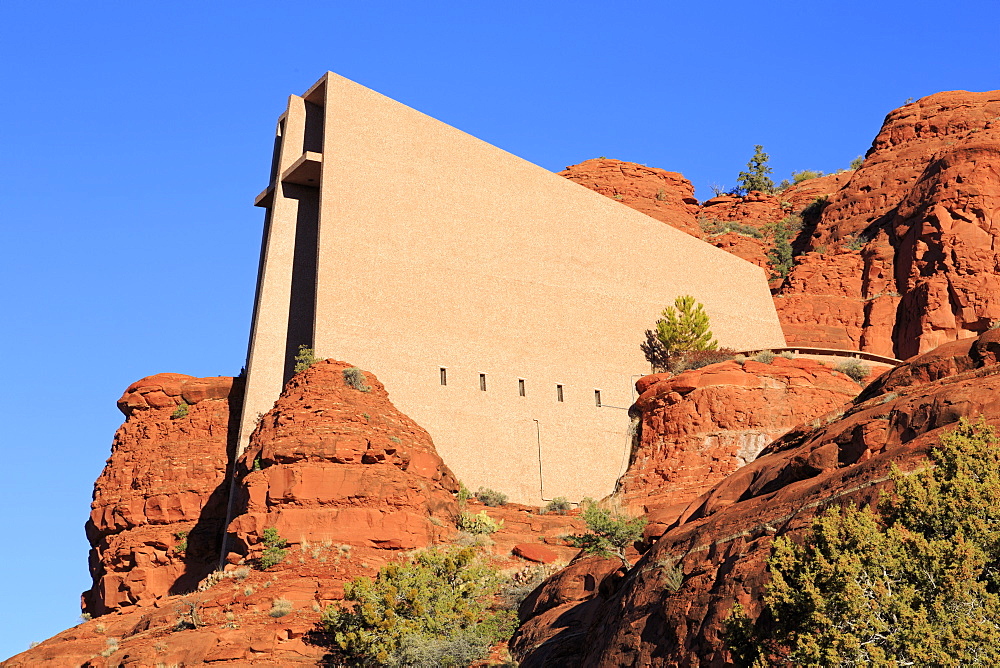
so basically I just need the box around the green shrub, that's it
[764,215,802,279]
[257,527,288,570]
[778,351,795,359]
[474,487,508,507]
[726,419,1000,665]
[170,403,189,419]
[835,358,870,383]
[456,483,472,505]
[100,637,119,658]
[293,344,318,374]
[802,195,829,220]
[174,530,188,555]
[500,564,559,610]
[754,350,776,364]
[568,498,647,567]
[850,155,864,170]
[321,546,516,667]
[542,497,572,515]
[791,169,823,183]
[342,366,371,392]
[698,217,764,238]
[844,235,865,251]
[394,634,493,667]
[458,510,503,535]
[656,556,684,593]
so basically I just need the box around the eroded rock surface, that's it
[617,357,862,530]
[11,363,583,667]
[778,90,1000,357]
[512,330,1000,667]
[83,373,237,616]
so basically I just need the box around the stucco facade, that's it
[241,72,786,505]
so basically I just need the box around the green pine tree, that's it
[726,418,1000,666]
[736,145,775,195]
[654,295,718,359]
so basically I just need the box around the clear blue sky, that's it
[1,0,996,658]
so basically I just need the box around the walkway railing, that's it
[734,346,905,367]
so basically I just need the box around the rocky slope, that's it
[512,329,1000,666]
[6,362,582,667]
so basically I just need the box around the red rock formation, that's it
[83,373,237,616]
[228,359,461,561]
[705,230,772,270]
[617,357,862,530]
[512,330,1000,666]
[10,362,584,666]
[818,91,1000,247]
[558,158,701,236]
[778,171,852,212]
[559,94,1000,359]
[700,190,785,229]
[772,250,867,349]
[777,90,1000,357]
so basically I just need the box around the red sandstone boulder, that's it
[229,359,461,560]
[617,357,862,523]
[513,543,559,564]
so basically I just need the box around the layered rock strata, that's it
[617,356,862,528]
[83,373,237,616]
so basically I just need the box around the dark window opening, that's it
[595,390,602,407]
[480,373,487,391]
[556,384,564,402]
[440,368,447,386]
[518,379,526,397]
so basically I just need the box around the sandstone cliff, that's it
[84,373,237,616]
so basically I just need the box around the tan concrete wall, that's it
[311,73,784,504]
[243,72,787,505]
[239,97,308,448]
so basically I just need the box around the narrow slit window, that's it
[440,368,447,386]
[594,389,602,407]
[556,384,564,402]
[480,373,487,391]
[518,378,526,397]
